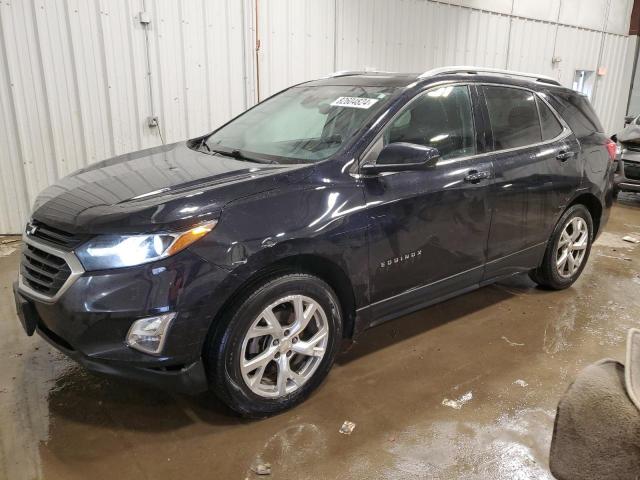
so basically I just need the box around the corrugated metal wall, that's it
[333,0,635,135]
[0,0,636,233]
[592,33,638,132]
[335,1,511,72]
[257,0,336,99]
[0,0,251,233]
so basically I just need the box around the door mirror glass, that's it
[362,142,440,174]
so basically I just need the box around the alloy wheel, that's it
[240,294,329,398]
[555,216,589,279]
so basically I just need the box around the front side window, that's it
[382,85,476,160]
[483,86,542,150]
[204,85,398,164]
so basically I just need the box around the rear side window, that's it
[483,86,542,150]
[537,98,564,140]
[383,85,476,160]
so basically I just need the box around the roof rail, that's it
[418,66,561,86]
[327,70,369,78]
[326,70,397,78]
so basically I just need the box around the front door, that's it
[361,84,493,322]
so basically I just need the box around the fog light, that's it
[126,313,176,355]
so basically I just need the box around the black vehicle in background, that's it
[13,66,615,416]
[613,114,640,196]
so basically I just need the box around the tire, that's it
[205,273,343,418]
[529,204,593,290]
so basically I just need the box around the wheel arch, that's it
[567,193,603,237]
[207,254,358,346]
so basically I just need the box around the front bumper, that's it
[14,240,233,395]
[26,292,208,394]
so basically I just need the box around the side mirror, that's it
[624,115,636,125]
[361,142,440,175]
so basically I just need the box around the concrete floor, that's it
[1,195,639,480]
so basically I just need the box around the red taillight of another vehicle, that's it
[605,139,617,162]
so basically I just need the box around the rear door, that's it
[479,85,577,280]
[536,92,581,214]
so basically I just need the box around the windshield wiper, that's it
[198,137,211,152]
[209,148,277,165]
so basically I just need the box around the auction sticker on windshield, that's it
[330,97,379,109]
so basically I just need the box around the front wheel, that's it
[205,273,343,417]
[529,204,593,290]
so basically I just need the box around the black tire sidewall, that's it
[540,204,593,289]
[208,273,342,417]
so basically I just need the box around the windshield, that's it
[204,85,399,164]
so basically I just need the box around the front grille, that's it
[20,244,71,296]
[28,220,88,249]
[625,161,640,181]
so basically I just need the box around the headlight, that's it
[76,220,217,270]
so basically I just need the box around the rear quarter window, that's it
[544,91,604,138]
[537,98,564,140]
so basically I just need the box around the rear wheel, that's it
[529,204,593,290]
[205,273,342,417]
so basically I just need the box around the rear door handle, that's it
[556,150,575,162]
[464,170,491,184]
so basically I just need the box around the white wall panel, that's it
[0,0,59,212]
[0,16,30,234]
[445,0,631,34]
[447,0,513,15]
[104,0,158,153]
[606,0,634,35]
[335,0,510,73]
[559,0,608,31]
[257,0,336,99]
[553,26,602,85]
[512,0,561,23]
[507,18,557,75]
[0,0,250,233]
[592,34,636,133]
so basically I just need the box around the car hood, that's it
[32,142,311,234]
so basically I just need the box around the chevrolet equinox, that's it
[14,67,615,417]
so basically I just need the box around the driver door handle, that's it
[556,150,576,162]
[464,170,491,184]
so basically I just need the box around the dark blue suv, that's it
[14,67,615,416]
